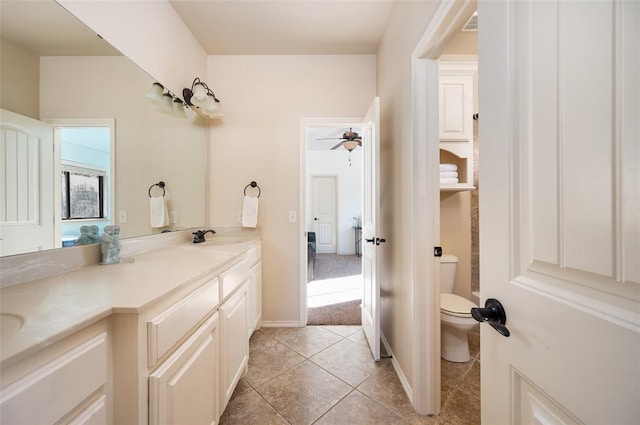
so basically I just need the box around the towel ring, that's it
[244,181,261,198]
[148,181,166,198]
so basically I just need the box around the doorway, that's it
[301,120,364,326]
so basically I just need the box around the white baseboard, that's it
[381,332,414,405]
[260,321,302,328]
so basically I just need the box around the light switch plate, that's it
[288,211,297,223]
[119,211,127,223]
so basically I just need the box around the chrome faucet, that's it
[192,229,216,243]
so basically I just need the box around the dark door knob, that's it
[365,238,375,243]
[314,218,318,221]
[471,298,510,337]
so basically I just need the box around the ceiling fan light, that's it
[343,140,359,151]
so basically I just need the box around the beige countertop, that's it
[0,228,261,367]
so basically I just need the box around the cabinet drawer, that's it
[148,279,219,366]
[220,259,250,300]
[0,333,108,425]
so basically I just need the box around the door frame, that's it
[410,0,477,415]
[299,117,363,326]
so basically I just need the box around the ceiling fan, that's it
[316,128,362,151]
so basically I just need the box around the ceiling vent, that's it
[463,12,478,31]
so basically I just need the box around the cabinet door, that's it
[219,283,249,411]
[149,313,219,425]
[0,333,108,425]
[248,262,262,335]
[439,75,473,142]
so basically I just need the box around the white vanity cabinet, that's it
[149,313,220,425]
[248,262,262,336]
[219,281,249,412]
[245,242,262,336]
[0,320,111,425]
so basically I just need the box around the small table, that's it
[353,226,362,257]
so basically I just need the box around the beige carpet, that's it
[307,254,362,325]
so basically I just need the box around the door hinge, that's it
[434,246,443,257]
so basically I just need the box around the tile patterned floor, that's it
[220,326,480,425]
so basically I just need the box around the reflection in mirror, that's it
[0,0,207,257]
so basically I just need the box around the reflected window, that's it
[61,167,106,219]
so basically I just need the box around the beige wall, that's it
[57,0,206,95]
[440,192,472,298]
[0,38,39,119]
[206,55,376,324]
[376,1,441,387]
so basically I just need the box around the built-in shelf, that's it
[440,184,476,192]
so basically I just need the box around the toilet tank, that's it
[440,254,458,293]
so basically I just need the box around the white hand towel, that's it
[440,177,459,184]
[440,163,458,172]
[150,195,169,228]
[242,195,259,228]
[440,171,459,178]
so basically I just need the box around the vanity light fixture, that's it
[145,82,188,119]
[145,82,164,103]
[172,98,188,119]
[159,93,174,114]
[183,77,224,119]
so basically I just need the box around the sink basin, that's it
[0,313,24,338]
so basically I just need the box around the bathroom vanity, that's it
[0,229,261,425]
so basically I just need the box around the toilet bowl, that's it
[440,254,478,362]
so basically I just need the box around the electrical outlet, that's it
[119,211,127,223]
[288,211,297,223]
[170,211,178,224]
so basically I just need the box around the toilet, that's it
[440,254,478,362]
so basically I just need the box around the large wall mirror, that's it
[0,0,207,257]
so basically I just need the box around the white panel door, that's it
[311,175,337,254]
[479,1,640,424]
[0,109,55,255]
[361,97,381,361]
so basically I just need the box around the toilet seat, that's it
[440,293,476,318]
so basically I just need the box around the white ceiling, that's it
[169,0,396,55]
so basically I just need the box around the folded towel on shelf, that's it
[242,195,259,228]
[440,177,459,185]
[440,163,458,172]
[439,171,459,178]
[150,195,169,228]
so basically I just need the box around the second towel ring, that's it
[148,181,166,198]
[244,181,261,198]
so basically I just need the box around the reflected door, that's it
[0,109,55,256]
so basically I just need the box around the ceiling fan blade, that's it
[316,137,343,140]
[330,141,344,150]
